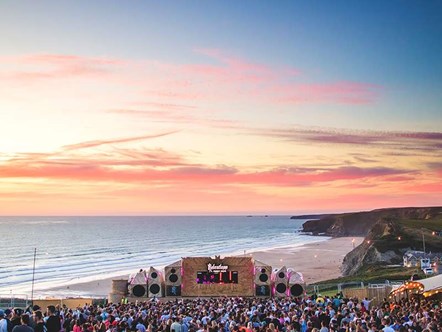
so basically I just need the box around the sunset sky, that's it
[0,1,441,215]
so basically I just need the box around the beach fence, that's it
[0,294,30,309]
[307,281,397,306]
[0,295,105,310]
[306,281,367,296]
[306,284,339,296]
[340,283,394,306]
[33,298,102,309]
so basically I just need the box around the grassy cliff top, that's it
[367,212,442,253]
[301,206,442,253]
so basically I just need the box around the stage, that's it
[109,255,304,301]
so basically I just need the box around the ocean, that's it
[0,216,326,298]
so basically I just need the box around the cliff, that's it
[300,206,442,276]
[301,206,441,237]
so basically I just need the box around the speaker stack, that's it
[272,266,289,297]
[164,260,182,297]
[147,266,164,297]
[127,270,148,297]
[287,269,305,297]
[254,260,272,296]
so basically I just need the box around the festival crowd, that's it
[0,295,440,332]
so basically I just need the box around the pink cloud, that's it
[1,51,379,105]
[271,81,379,104]
[185,50,377,104]
[0,53,125,83]
[0,152,414,188]
[191,48,288,83]
[21,54,123,66]
[1,54,123,66]
[141,49,377,105]
[196,48,302,77]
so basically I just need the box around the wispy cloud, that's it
[62,131,179,151]
[272,81,379,105]
[20,54,122,65]
[165,49,379,104]
[0,151,414,187]
[246,126,442,151]
[129,102,198,111]
[190,48,293,83]
[231,166,411,186]
[0,53,124,82]
[107,109,240,129]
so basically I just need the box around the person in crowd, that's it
[11,314,34,332]
[46,307,61,332]
[381,318,394,332]
[11,310,23,329]
[136,318,146,332]
[33,311,45,332]
[0,310,10,332]
[170,317,181,332]
[93,317,105,332]
[72,320,81,332]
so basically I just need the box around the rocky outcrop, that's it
[290,214,329,220]
[341,242,401,275]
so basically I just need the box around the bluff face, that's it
[299,207,442,276]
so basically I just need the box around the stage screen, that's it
[196,271,238,284]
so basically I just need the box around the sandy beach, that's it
[249,237,364,283]
[42,237,363,298]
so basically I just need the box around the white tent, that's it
[420,274,442,297]
[389,274,442,298]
